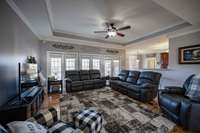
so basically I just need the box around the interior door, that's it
[160,52,169,69]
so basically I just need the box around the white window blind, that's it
[81,59,90,70]
[104,59,112,76]
[113,60,120,76]
[129,55,139,70]
[50,57,62,80]
[92,59,100,70]
[65,58,75,70]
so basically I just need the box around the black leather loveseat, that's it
[65,70,106,92]
[158,74,200,132]
[110,70,161,102]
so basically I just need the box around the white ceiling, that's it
[7,0,200,47]
[126,35,169,54]
[152,0,200,25]
[49,0,184,44]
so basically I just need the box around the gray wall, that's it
[161,31,200,87]
[39,41,125,78]
[0,0,40,106]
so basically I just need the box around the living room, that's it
[0,0,200,133]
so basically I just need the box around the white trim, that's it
[41,36,125,49]
[125,21,189,46]
[167,28,200,39]
[6,0,41,39]
[47,51,121,77]
[44,0,55,31]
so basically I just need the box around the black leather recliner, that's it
[110,70,161,102]
[158,74,200,132]
[65,70,106,92]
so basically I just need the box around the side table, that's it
[48,80,63,93]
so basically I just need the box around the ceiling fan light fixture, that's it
[107,31,116,37]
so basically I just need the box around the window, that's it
[81,59,90,70]
[65,58,75,70]
[104,60,112,76]
[113,60,119,76]
[128,55,139,70]
[92,59,100,70]
[146,58,156,69]
[50,57,62,80]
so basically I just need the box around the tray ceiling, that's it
[9,0,200,46]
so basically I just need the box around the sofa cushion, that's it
[72,81,83,87]
[127,84,141,93]
[118,70,129,81]
[185,74,200,102]
[89,70,101,79]
[137,71,161,85]
[65,71,80,81]
[93,79,104,84]
[7,121,47,133]
[120,82,131,88]
[183,74,195,91]
[126,71,140,84]
[159,94,186,115]
[110,80,124,86]
[80,70,90,80]
[48,121,81,133]
[83,80,93,85]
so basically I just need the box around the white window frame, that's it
[92,58,100,70]
[113,59,120,77]
[65,58,76,70]
[81,58,90,70]
[47,53,63,80]
[65,53,78,70]
[47,52,121,79]
[104,59,112,77]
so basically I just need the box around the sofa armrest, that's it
[140,83,157,88]
[139,83,158,102]
[65,78,72,83]
[101,76,107,80]
[160,86,186,94]
[27,107,58,128]
[110,77,120,80]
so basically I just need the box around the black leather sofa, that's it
[159,74,200,132]
[110,70,161,102]
[65,70,106,92]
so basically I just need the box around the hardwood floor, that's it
[41,91,189,133]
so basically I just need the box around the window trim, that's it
[47,51,121,78]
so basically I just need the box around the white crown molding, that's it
[7,0,197,48]
[6,0,41,39]
[41,36,125,50]
[167,27,200,39]
[44,0,54,31]
[125,21,190,46]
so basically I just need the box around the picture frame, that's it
[179,44,200,64]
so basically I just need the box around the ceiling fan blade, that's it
[105,35,109,39]
[117,25,131,31]
[117,32,125,37]
[94,31,107,33]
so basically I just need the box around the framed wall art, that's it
[179,44,200,64]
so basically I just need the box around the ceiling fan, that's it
[94,23,131,39]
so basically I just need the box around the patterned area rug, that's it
[60,87,176,133]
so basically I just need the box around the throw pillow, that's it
[185,73,200,102]
[0,124,7,133]
[48,121,83,133]
[7,121,47,133]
